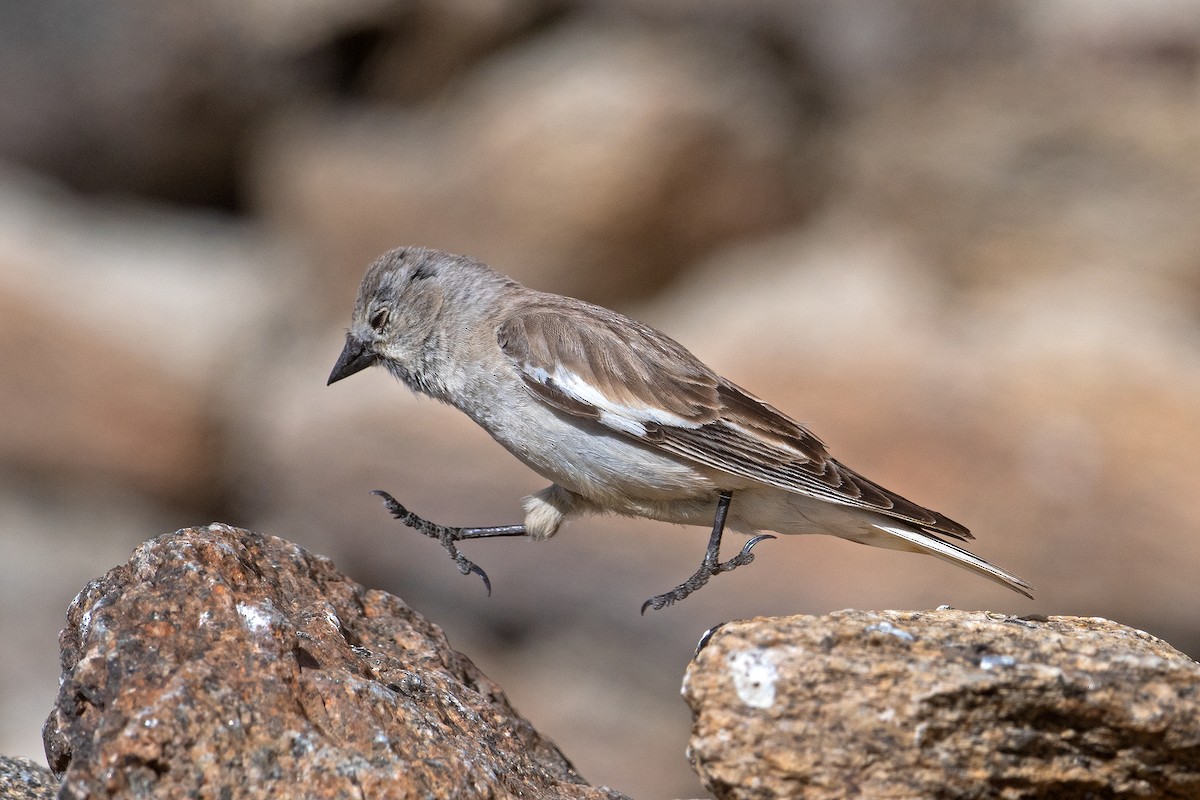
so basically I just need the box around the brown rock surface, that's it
[0,0,439,206]
[0,286,218,505]
[0,756,57,800]
[255,18,812,309]
[43,524,629,800]
[0,168,281,505]
[683,609,1200,800]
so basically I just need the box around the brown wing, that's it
[497,298,971,540]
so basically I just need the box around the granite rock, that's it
[43,524,629,800]
[0,756,57,800]
[683,609,1200,800]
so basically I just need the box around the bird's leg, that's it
[641,491,775,614]
[373,490,526,595]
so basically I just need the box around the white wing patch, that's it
[520,361,703,437]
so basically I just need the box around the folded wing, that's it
[497,299,972,541]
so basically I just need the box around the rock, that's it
[0,756,57,800]
[838,59,1200,299]
[254,17,813,310]
[683,609,1200,799]
[43,524,629,800]
[0,283,218,504]
[0,0,419,206]
[0,168,281,504]
[359,0,570,103]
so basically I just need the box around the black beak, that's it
[327,335,377,385]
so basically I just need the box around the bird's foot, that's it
[640,534,775,614]
[373,490,493,594]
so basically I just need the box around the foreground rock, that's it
[684,609,1200,800]
[43,524,628,800]
[0,756,57,800]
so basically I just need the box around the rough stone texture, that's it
[683,610,1200,800]
[0,756,57,800]
[43,524,629,800]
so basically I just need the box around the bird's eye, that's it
[369,308,390,330]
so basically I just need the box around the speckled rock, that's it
[43,524,629,800]
[0,756,57,800]
[683,609,1200,800]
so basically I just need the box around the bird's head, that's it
[327,247,454,386]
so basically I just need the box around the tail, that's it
[872,522,1034,598]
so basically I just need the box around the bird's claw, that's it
[641,534,775,614]
[641,591,681,615]
[455,554,492,595]
[441,531,492,595]
[375,489,492,595]
[717,534,775,572]
[640,566,715,615]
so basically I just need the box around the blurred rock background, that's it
[2,1,1199,797]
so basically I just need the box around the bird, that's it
[328,246,1033,612]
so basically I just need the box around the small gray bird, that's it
[329,247,1033,611]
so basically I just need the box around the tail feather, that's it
[872,523,1034,599]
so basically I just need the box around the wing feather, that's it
[497,299,971,541]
